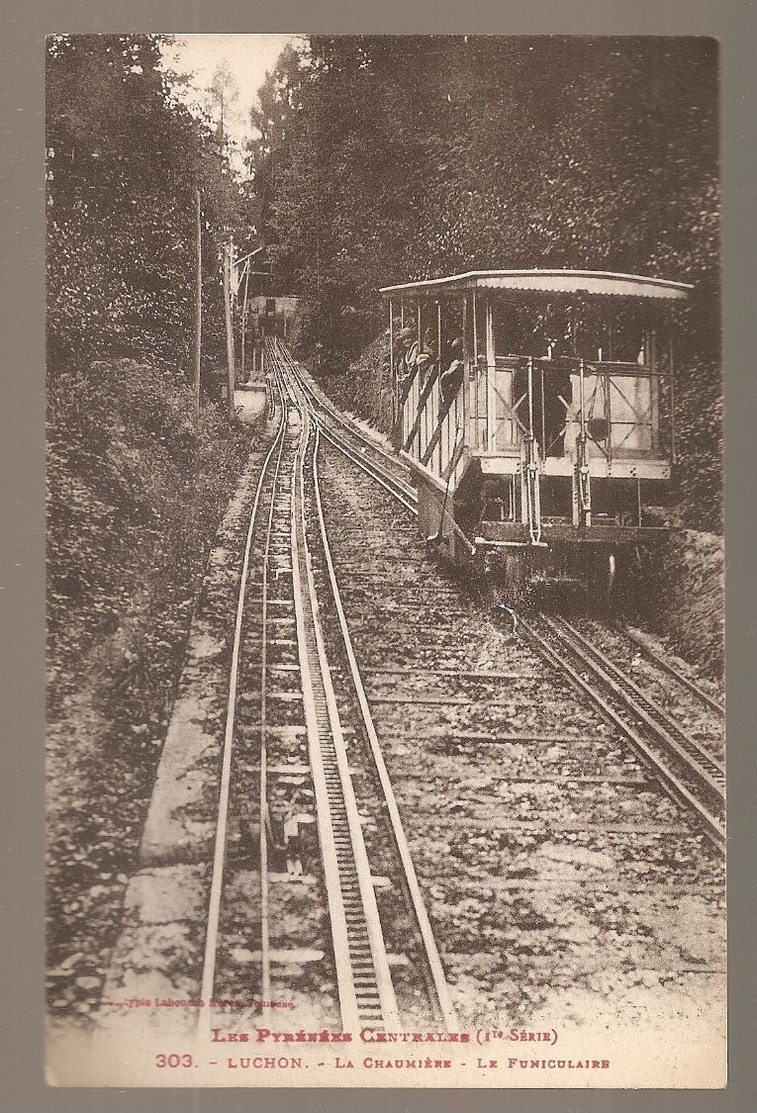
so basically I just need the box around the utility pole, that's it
[194,188,202,424]
[223,239,236,423]
[240,259,250,384]
[233,246,266,385]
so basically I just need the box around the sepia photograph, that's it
[44,32,724,1088]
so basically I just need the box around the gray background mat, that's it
[2,0,752,1109]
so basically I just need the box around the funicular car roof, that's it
[379,269,692,301]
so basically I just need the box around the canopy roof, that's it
[380,269,692,301]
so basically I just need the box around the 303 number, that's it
[155,1053,193,1068]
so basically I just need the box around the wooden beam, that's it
[421,396,456,467]
[402,363,441,454]
[441,437,466,482]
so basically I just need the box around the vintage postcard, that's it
[45,33,725,1089]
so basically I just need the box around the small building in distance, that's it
[247,295,303,341]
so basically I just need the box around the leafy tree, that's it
[206,58,239,141]
[46,34,246,381]
[245,43,305,249]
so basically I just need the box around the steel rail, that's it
[263,341,401,1028]
[557,616,724,783]
[257,372,293,1018]
[274,340,403,468]
[197,369,288,1042]
[291,396,401,1029]
[517,614,725,850]
[318,423,418,516]
[273,340,417,513]
[271,340,724,1007]
[307,417,460,1030]
[272,342,458,1029]
[614,621,724,715]
[274,338,404,473]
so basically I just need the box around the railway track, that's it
[311,418,724,1026]
[195,343,457,1039]
[197,362,291,1037]
[613,621,724,716]
[271,339,418,515]
[515,613,725,850]
[102,339,723,1044]
[275,340,723,1009]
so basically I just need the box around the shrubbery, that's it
[46,358,251,716]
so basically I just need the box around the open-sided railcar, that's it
[380,269,692,602]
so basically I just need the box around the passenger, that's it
[421,327,439,364]
[416,327,437,383]
[395,326,419,385]
[440,337,465,406]
[416,348,434,382]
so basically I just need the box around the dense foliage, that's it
[45,39,264,998]
[46,360,251,685]
[248,35,721,530]
[46,34,262,695]
[46,34,246,377]
[46,356,254,1010]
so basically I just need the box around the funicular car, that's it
[380,269,692,601]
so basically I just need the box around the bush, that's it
[46,357,251,705]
